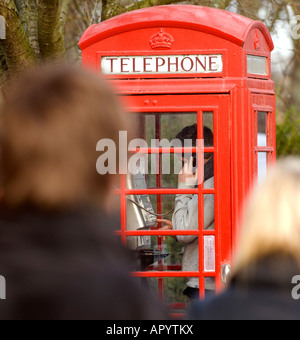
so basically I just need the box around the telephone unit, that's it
[126,172,157,251]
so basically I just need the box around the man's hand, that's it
[178,157,198,186]
[157,219,174,241]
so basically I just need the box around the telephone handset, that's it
[126,172,157,251]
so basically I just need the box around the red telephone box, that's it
[79,5,276,309]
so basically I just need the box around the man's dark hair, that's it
[175,123,213,159]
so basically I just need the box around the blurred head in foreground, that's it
[0,65,125,211]
[0,65,166,320]
[189,158,300,320]
[234,158,300,275]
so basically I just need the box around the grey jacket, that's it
[172,177,215,289]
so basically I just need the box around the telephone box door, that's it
[119,93,231,298]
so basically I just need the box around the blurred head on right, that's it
[234,158,300,275]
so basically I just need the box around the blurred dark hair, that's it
[0,65,126,211]
[175,123,213,160]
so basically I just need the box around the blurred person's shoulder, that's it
[0,207,168,320]
[188,287,239,320]
[0,206,135,276]
[0,206,133,284]
[188,255,300,320]
[189,285,300,321]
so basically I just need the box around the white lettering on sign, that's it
[101,55,223,75]
[204,236,215,272]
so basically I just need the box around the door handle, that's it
[221,264,231,285]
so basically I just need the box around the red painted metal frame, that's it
[253,108,276,180]
[79,5,276,311]
[117,94,231,299]
[79,5,274,51]
[80,6,274,83]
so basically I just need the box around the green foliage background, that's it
[276,108,300,157]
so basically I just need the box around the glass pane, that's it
[127,112,201,189]
[147,152,214,189]
[145,115,155,144]
[148,277,194,306]
[127,235,185,273]
[126,194,176,248]
[164,236,184,271]
[143,276,214,305]
[126,193,158,231]
[160,112,197,141]
[164,277,190,306]
[257,111,267,147]
[125,113,152,140]
[257,152,268,183]
[125,191,207,273]
[203,194,215,231]
[247,55,268,76]
[165,277,200,305]
[161,153,181,188]
[205,277,216,297]
[128,112,197,141]
[151,193,208,234]
[203,115,214,187]
[126,145,214,189]
[203,111,214,135]
[132,238,170,272]
[202,156,214,188]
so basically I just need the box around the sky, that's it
[258,4,296,74]
[271,16,295,74]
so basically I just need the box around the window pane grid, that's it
[254,110,273,183]
[118,106,217,306]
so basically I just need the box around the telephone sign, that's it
[101,54,223,75]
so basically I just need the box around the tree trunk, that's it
[102,0,125,21]
[38,0,71,60]
[0,0,36,73]
[102,0,183,21]
[284,1,300,109]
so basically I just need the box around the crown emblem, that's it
[254,30,260,50]
[149,29,174,50]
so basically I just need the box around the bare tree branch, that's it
[27,0,41,59]
[13,0,28,31]
[14,0,41,60]
[91,0,103,24]
[124,0,184,13]
[73,0,90,27]
[215,0,233,10]
[236,0,261,20]
[102,0,124,21]
[38,0,71,60]
[102,0,186,21]
[60,0,72,27]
